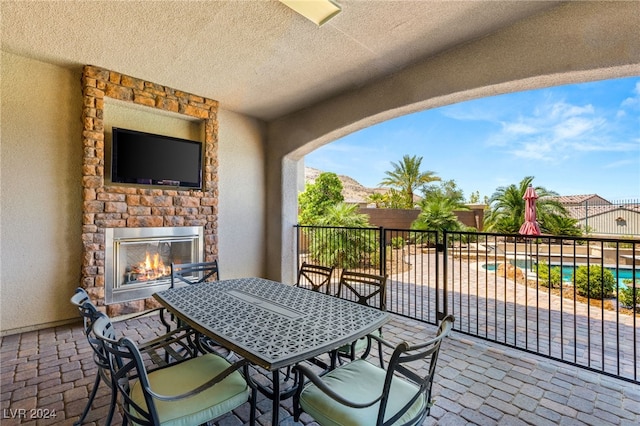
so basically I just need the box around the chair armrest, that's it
[365,332,396,350]
[144,357,250,402]
[293,363,382,409]
[137,325,195,352]
[356,331,395,364]
[137,325,199,366]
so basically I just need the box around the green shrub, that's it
[391,237,405,249]
[619,281,639,309]
[535,261,562,288]
[309,227,378,269]
[573,265,616,299]
[307,203,378,268]
[298,172,343,225]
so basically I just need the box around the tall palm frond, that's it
[379,155,440,208]
[316,202,369,227]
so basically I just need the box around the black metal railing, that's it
[295,225,639,384]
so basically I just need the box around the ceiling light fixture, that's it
[280,0,342,26]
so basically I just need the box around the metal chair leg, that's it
[74,372,102,425]
[105,380,117,426]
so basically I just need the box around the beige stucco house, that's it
[571,205,640,237]
[550,194,640,236]
[2,1,639,335]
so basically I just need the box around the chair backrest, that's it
[295,262,335,294]
[70,288,111,370]
[92,312,159,425]
[171,260,220,288]
[378,315,455,425]
[337,270,387,310]
[71,288,94,332]
[71,287,91,307]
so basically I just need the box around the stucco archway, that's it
[265,1,639,283]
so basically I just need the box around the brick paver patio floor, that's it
[1,312,639,425]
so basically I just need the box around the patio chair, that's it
[70,288,198,425]
[295,262,335,294]
[91,312,256,426]
[170,260,234,358]
[293,315,455,426]
[282,263,336,381]
[170,259,220,287]
[334,270,388,367]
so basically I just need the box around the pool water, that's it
[482,262,638,289]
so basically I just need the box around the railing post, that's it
[379,226,386,277]
[294,224,300,273]
[436,231,447,322]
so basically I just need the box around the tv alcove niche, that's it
[81,65,219,317]
[110,127,204,189]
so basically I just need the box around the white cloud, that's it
[603,158,637,169]
[555,103,595,118]
[553,116,604,140]
[509,140,555,161]
[484,97,634,162]
[620,81,640,108]
[501,121,537,135]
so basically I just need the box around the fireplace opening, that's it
[105,227,204,304]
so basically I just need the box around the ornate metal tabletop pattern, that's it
[154,277,389,369]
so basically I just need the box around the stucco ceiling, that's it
[1,0,566,121]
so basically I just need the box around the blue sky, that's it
[305,77,640,202]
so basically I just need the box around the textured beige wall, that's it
[579,210,639,237]
[217,108,266,278]
[0,55,268,334]
[1,52,83,333]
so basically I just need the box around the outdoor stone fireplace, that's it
[80,65,219,316]
[105,226,204,304]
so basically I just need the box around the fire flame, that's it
[133,252,170,281]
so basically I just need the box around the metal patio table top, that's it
[153,276,389,370]
[153,277,389,424]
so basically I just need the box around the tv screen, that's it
[111,127,203,189]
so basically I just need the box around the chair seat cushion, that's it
[300,359,426,426]
[130,353,249,426]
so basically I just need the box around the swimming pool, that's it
[482,262,638,288]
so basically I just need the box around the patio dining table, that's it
[153,276,390,425]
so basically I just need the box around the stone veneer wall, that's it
[81,65,218,316]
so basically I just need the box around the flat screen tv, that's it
[111,127,203,189]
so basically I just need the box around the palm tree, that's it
[484,176,567,234]
[412,197,466,234]
[312,203,376,268]
[379,155,440,209]
[383,188,409,209]
[366,193,386,208]
[543,214,582,236]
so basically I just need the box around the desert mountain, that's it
[304,167,387,204]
